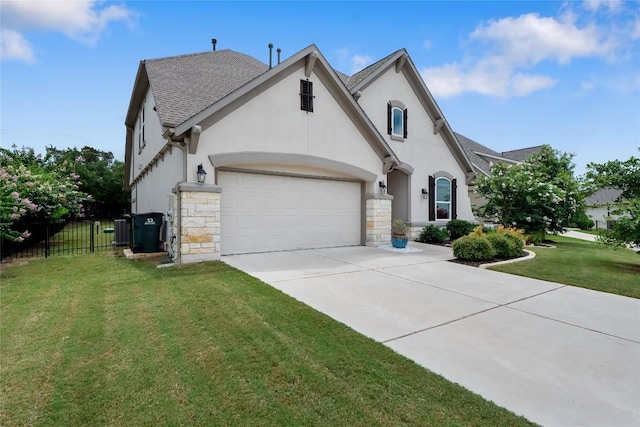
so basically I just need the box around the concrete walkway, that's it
[223,243,640,427]
[562,230,599,242]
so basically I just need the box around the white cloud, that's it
[582,0,624,13]
[1,0,134,62]
[471,13,614,65]
[421,10,629,98]
[421,61,557,98]
[633,18,640,40]
[1,29,35,63]
[350,54,372,74]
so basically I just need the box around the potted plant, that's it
[391,219,409,249]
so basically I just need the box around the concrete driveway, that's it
[223,243,640,427]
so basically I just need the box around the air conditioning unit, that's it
[114,219,130,246]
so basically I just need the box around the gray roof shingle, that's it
[343,50,402,90]
[454,132,502,175]
[455,132,544,175]
[501,146,544,162]
[145,49,269,127]
[585,187,623,206]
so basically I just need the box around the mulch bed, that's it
[447,251,529,268]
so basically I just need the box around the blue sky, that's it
[1,0,639,176]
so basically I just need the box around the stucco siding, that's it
[188,67,385,189]
[131,147,183,214]
[357,67,474,222]
[131,88,165,182]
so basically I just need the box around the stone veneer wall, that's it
[173,183,222,264]
[365,193,393,246]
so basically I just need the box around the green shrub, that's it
[487,233,517,259]
[528,230,545,245]
[446,219,476,241]
[451,235,496,261]
[417,225,448,244]
[503,234,524,256]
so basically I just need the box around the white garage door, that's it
[219,171,361,255]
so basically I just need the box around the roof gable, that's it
[345,50,476,178]
[163,44,400,167]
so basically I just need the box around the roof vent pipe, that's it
[212,38,217,51]
[268,43,273,69]
[277,48,281,65]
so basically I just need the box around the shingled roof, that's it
[585,187,624,206]
[454,132,544,176]
[501,146,545,162]
[144,49,269,128]
[342,50,401,90]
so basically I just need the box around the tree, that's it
[0,146,90,240]
[475,145,581,239]
[585,152,640,248]
[44,146,130,218]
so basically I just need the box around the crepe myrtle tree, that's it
[585,152,640,248]
[475,145,580,237]
[0,146,90,241]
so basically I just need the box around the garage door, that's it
[219,171,361,255]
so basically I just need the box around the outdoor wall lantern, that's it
[379,180,387,194]
[421,188,429,199]
[196,163,207,183]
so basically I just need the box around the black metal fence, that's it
[0,218,130,261]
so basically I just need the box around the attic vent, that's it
[300,79,314,112]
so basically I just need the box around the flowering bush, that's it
[0,146,90,241]
[475,146,580,236]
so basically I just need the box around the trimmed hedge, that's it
[487,233,517,259]
[451,235,496,261]
[417,225,448,244]
[446,219,476,241]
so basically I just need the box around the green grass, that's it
[489,235,640,298]
[1,253,534,426]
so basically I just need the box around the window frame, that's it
[435,177,452,220]
[387,100,407,141]
[138,102,146,153]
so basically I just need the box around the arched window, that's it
[428,174,457,221]
[435,177,451,220]
[387,100,407,140]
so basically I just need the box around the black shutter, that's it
[387,102,392,135]
[300,80,313,112]
[428,175,435,221]
[403,108,408,138]
[451,178,457,220]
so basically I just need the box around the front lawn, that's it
[489,235,640,299]
[0,254,534,426]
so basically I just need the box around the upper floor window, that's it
[387,100,407,140]
[300,79,314,112]
[138,103,146,153]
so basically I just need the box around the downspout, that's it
[165,128,187,263]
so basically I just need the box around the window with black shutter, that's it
[300,79,313,112]
[387,100,407,140]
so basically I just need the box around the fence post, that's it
[45,220,50,258]
[90,220,95,253]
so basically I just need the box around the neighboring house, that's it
[124,44,476,263]
[585,187,624,229]
[454,132,544,221]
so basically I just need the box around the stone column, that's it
[172,183,222,264]
[365,193,393,246]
